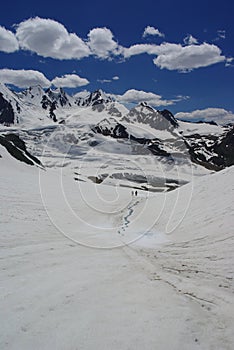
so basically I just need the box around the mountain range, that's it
[0,83,233,192]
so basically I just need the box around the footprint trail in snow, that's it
[118,198,141,236]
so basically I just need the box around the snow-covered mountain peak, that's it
[45,87,72,107]
[123,103,178,131]
[18,85,45,106]
[0,83,75,126]
[21,85,44,97]
[135,102,155,113]
[75,89,114,108]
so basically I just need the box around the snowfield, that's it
[0,144,234,350]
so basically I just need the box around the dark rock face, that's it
[93,120,129,139]
[0,134,42,166]
[93,116,234,169]
[90,91,107,106]
[75,90,113,108]
[0,93,15,125]
[42,87,72,121]
[41,95,58,122]
[108,105,122,118]
[46,88,71,107]
[146,140,171,157]
[92,103,106,112]
[93,118,171,157]
[41,95,58,121]
[49,101,57,122]
[160,109,179,128]
[184,127,234,170]
[196,120,218,126]
[213,127,234,167]
[41,95,51,110]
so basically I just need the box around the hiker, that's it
[135,190,137,196]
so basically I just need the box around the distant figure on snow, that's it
[135,190,138,196]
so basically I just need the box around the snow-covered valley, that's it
[0,138,234,349]
[0,84,234,349]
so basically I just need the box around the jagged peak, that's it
[23,85,44,93]
[129,102,156,115]
[90,89,113,101]
[137,102,155,112]
[92,89,104,95]
[75,89,113,108]
[124,103,178,131]
[160,109,178,128]
[44,87,70,107]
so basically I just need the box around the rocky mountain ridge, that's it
[0,83,233,174]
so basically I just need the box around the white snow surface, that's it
[0,146,234,350]
[178,120,224,136]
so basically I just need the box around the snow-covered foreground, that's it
[0,148,234,349]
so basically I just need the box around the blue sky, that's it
[0,0,233,121]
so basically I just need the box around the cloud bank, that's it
[116,89,174,107]
[0,68,51,88]
[0,26,19,53]
[0,69,89,89]
[123,42,225,72]
[176,108,234,125]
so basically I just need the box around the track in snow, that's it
[118,198,141,236]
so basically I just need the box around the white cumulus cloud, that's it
[0,68,50,88]
[175,108,234,125]
[51,74,89,88]
[116,89,173,107]
[123,42,226,71]
[87,27,120,59]
[143,26,165,38]
[0,26,19,53]
[153,43,226,72]
[15,17,90,60]
[112,76,119,80]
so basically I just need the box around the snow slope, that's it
[0,146,233,349]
